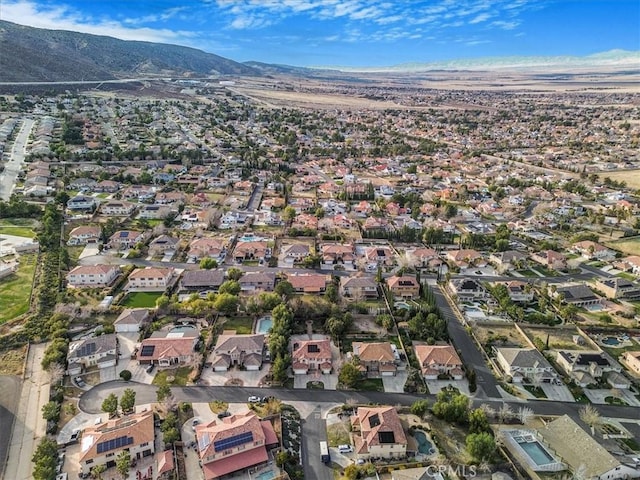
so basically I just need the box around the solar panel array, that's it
[96,435,134,454]
[198,433,210,452]
[213,431,253,452]
[77,342,97,357]
[140,345,155,356]
[378,431,396,444]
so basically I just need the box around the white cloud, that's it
[1,0,197,44]
[469,12,492,24]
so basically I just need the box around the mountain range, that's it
[0,20,257,82]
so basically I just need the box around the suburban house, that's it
[188,238,227,262]
[494,347,560,384]
[291,338,333,374]
[448,278,487,300]
[285,273,331,294]
[504,281,535,303]
[100,200,136,217]
[321,243,355,269]
[195,411,279,480]
[595,278,640,300]
[340,276,379,299]
[489,250,528,272]
[414,344,464,380]
[386,275,420,299]
[148,235,180,257]
[364,246,395,266]
[408,247,439,267]
[211,334,265,372]
[280,243,311,264]
[537,415,639,480]
[570,240,616,261]
[114,308,151,333]
[446,249,482,268]
[79,410,155,477]
[233,240,270,262]
[351,406,408,460]
[238,272,276,293]
[352,342,397,376]
[138,204,175,220]
[557,350,622,386]
[531,250,567,271]
[66,264,120,288]
[555,284,602,307]
[107,230,145,250]
[67,195,97,211]
[125,267,175,291]
[622,351,640,376]
[137,328,199,367]
[179,269,225,294]
[67,333,118,375]
[67,225,101,245]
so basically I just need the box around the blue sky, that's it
[2,0,639,67]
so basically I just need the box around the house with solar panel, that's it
[67,333,118,375]
[79,410,155,476]
[107,230,146,250]
[195,410,279,480]
[137,328,199,368]
[350,406,408,460]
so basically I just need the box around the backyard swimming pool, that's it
[256,316,273,334]
[254,470,276,480]
[601,336,621,346]
[414,430,435,455]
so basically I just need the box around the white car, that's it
[338,444,353,453]
[247,396,261,403]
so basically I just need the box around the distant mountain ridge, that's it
[313,50,640,73]
[0,20,257,82]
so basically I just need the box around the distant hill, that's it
[0,20,258,82]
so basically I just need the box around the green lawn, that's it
[0,218,37,239]
[220,316,253,334]
[0,254,37,323]
[356,378,384,392]
[524,385,547,398]
[121,291,163,308]
[152,366,193,386]
[516,269,540,278]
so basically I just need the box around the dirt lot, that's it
[474,324,527,348]
[520,325,591,351]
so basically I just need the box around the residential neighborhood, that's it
[0,61,639,480]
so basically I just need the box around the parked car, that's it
[247,396,261,403]
[67,430,81,445]
[338,444,353,453]
[146,364,155,374]
[217,411,231,419]
[74,377,86,388]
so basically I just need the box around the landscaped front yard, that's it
[152,366,193,386]
[0,253,37,323]
[121,291,164,308]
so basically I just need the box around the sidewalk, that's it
[5,343,50,480]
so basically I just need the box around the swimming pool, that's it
[518,440,555,466]
[414,430,435,455]
[169,325,196,333]
[256,316,272,334]
[254,471,276,480]
[464,307,485,318]
[239,234,264,242]
[601,336,620,346]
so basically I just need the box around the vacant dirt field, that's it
[607,237,640,256]
[599,170,640,190]
[474,324,527,348]
[520,325,592,351]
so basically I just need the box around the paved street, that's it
[301,404,333,480]
[0,118,35,201]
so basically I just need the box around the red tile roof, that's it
[202,446,268,480]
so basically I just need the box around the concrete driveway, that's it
[116,333,156,383]
[583,388,640,406]
[540,383,575,402]
[293,372,339,390]
[382,372,408,393]
[200,367,268,387]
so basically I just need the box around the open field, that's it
[599,170,640,190]
[473,324,527,348]
[0,253,36,323]
[0,218,37,239]
[606,237,640,256]
[0,345,27,375]
[121,291,163,308]
[520,325,590,351]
